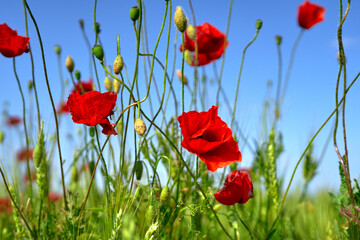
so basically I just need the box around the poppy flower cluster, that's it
[67,91,118,135]
[298,1,325,30]
[0,23,30,58]
[180,23,228,66]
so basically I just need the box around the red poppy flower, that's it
[0,23,30,58]
[298,1,325,30]
[57,101,69,114]
[0,197,12,213]
[214,170,254,205]
[177,106,241,172]
[6,115,22,126]
[16,148,34,162]
[71,78,94,94]
[48,192,62,203]
[179,23,228,66]
[67,91,118,135]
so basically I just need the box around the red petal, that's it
[298,1,325,29]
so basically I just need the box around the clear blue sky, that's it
[1,0,360,193]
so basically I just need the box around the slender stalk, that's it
[24,0,67,210]
[233,205,253,240]
[188,0,198,110]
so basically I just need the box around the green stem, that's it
[233,205,253,240]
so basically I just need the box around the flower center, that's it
[201,130,217,142]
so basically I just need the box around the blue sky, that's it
[1,0,360,193]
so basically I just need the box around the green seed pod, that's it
[113,79,121,94]
[145,205,155,223]
[160,186,170,205]
[0,131,4,144]
[275,35,282,46]
[89,127,95,138]
[113,55,124,74]
[54,45,61,55]
[65,56,74,73]
[92,45,104,61]
[186,24,196,41]
[174,6,187,32]
[104,77,112,91]
[256,19,263,30]
[134,118,146,136]
[74,70,81,81]
[135,161,143,181]
[130,6,140,22]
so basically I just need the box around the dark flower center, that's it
[200,130,217,142]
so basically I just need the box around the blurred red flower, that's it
[57,101,69,114]
[298,1,325,30]
[0,197,12,213]
[67,91,118,135]
[24,170,37,183]
[214,170,254,205]
[0,23,30,58]
[17,148,34,162]
[49,192,62,203]
[180,23,228,66]
[71,79,94,94]
[177,106,241,172]
[6,115,22,126]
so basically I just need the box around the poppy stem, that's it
[233,205,253,240]
[265,71,360,239]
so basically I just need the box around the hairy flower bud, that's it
[160,186,170,205]
[184,50,192,65]
[275,35,282,46]
[174,6,187,32]
[104,77,112,91]
[113,79,121,94]
[79,19,84,29]
[65,56,74,73]
[130,6,140,22]
[54,45,61,55]
[134,118,146,136]
[135,161,143,181]
[116,118,123,135]
[256,19,263,30]
[186,24,196,41]
[92,45,104,62]
[27,80,33,90]
[176,69,188,85]
[74,70,81,81]
[145,205,155,223]
[113,55,124,74]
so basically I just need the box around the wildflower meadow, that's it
[0,0,360,239]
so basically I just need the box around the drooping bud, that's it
[113,55,124,74]
[104,77,112,91]
[65,56,75,73]
[184,50,192,65]
[186,24,196,41]
[134,118,146,136]
[92,45,104,62]
[256,19,263,30]
[0,131,4,143]
[113,79,121,94]
[275,35,282,46]
[74,70,81,81]
[135,161,143,181]
[130,6,140,22]
[79,19,84,29]
[160,186,170,205]
[54,45,61,55]
[116,118,123,135]
[89,127,95,138]
[176,69,188,85]
[174,6,187,32]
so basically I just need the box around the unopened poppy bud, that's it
[89,127,95,137]
[113,55,124,74]
[113,79,121,94]
[74,70,81,81]
[104,77,112,91]
[135,161,143,181]
[0,131,4,143]
[116,118,123,135]
[54,45,61,55]
[145,205,155,223]
[174,6,187,33]
[33,122,45,168]
[256,19,263,30]
[134,118,146,136]
[94,22,101,34]
[89,160,95,174]
[186,24,196,41]
[275,35,282,45]
[176,69,188,85]
[79,19,84,29]
[92,45,104,62]
[160,186,170,205]
[27,80,33,90]
[65,56,74,73]
[130,6,140,22]
[71,166,78,182]
[184,50,192,65]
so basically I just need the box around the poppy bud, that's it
[92,45,104,62]
[135,161,143,181]
[113,55,124,74]
[256,19,263,30]
[176,69,188,85]
[89,160,95,174]
[186,24,196,41]
[130,6,140,22]
[184,50,192,65]
[116,118,123,135]
[89,127,95,138]
[71,166,78,182]
[0,131,4,143]
[79,19,84,29]
[65,56,74,73]
[54,45,61,55]
[74,70,81,81]
[27,80,33,90]
[113,79,121,94]
[145,205,155,223]
[160,186,170,205]
[104,77,112,91]
[275,35,282,46]
[174,6,187,33]
[94,22,101,34]
[134,118,146,136]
